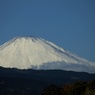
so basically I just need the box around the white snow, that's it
[0,36,95,73]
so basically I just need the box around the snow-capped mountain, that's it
[0,37,95,73]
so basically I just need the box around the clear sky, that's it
[0,0,95,62]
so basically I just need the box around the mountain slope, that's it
[0,67,95,95]
[0,37,95,73]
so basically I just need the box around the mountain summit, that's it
[0,37,95,73]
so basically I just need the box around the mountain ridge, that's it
[0,37,95,73]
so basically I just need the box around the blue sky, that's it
[0,0,95,62]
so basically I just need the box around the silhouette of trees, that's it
[42,85,62,95]
[42,80,95,95]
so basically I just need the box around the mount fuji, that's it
[0,37,95,73]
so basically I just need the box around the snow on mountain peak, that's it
[0,36,95,73]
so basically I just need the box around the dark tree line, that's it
[42,80,95,95]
